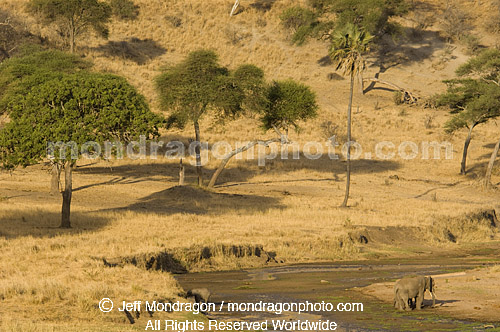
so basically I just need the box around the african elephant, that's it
[186,288,211,304]
[394,276,435,311]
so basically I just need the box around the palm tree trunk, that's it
[341,75,354,207]
[460,123,477,175]
[60,161,73,228]
[194,120,203,186]
[484,137,500,188]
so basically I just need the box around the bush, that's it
[279,6,319,45]
[165,15,182,28]
[110,0,139,21]
[440,4,471,42]
[460,33,481,55]
[280,6,315,32]
[393,90,403,105]
[484,0,500,34]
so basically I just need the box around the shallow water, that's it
[176,249,500,332]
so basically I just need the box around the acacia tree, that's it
[329,24,372,207]
[0,47,91,194]
[437,49,500,177]
[155,50,262,186]
[27,0,111,53]
[0,72,163,228]
[208,79,318,187]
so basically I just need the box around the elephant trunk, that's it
[430,291,435,307]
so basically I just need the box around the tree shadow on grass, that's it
[91,37,166,65]
[74,153,401,190]
[320,27,446,78]
[213,155,401,187]
[249,0,276,12]
[103,185,285,215]
[370,28,446,72]
[74,153,400,191]
[477,142,500,160]
[0,208,110,239]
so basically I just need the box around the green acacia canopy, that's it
[437,48,500,133]
[0,46,91,112]
[0,72,163,168]
[262,80,318,133]
[27,0,112,52]
[155,50,266,128]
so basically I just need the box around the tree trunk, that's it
[69,17,76,53]
[208,138,281,188]
[194,120,203,186]
[230,0,240,16]
[460,123,477,175]
[363,78,418,103]
[179,158,185,186]
[50,163,62,195]
[484,137,500,188]
[60,161,73,228]
[341,75,355,207]
[358,72,364,95]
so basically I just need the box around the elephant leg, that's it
[394,288,404,310]
[415,293,424,310]
[401,293,411,311]
[397,296,405,311]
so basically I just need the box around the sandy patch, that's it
[358,267,500,322]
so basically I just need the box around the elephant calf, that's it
[186,288,211,304]
[394,276,435,311]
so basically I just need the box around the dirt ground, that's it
[359,267,500,323]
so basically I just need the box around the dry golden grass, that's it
[1,0,500,330]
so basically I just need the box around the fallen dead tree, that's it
[208,137,282,187]
[363,78,418,104]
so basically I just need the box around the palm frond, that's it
[328,23,373,78]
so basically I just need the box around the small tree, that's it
[27,0,111,53]
[262,80,318,138]
[155,50,261,186]
[437,49,500,177]
[0,72,163,228]
[208,79,318,187]
[279,6,318,45]
[329,23,372,207]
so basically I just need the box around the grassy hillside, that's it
[1,0,500,330]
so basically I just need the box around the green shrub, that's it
[393,90,403,105]
[280,6,315,32]
[460,33,481,55]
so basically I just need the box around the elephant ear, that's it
[426,276,433,291]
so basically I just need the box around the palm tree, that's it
[329,24,372,207]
